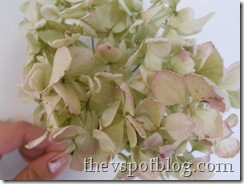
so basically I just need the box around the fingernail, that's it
[48,156,69,174]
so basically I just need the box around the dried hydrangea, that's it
[18,0,240,180]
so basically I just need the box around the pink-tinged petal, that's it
[195,42,215,68]
[213,136,240,158]
[126,115,146,138]
[120,83,135,116]
[194,42,224,84]
[221,121,233,140]
[170,50,195,75]
[163,113,195,141]
[225,114,238,128]
[183,156,214,180]
[159,143,178,161]
[96,42,121,63]
[152,71,187,106]
[70,151,87,171]
[221,61,240,91]
[184,74,225,112]
[144,132,162,148]
[136,98,166,127]
[193,109,223,139]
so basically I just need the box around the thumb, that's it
[14,152,70,180]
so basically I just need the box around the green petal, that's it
[194,42,224,84]
[220,61,240,91]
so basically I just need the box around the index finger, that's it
[0,121,64,157]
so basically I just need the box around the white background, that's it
[0,0,241,181]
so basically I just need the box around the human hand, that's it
[0,121,70,180]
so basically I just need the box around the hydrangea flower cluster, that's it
[19,0,240,180]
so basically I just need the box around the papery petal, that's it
[177,12,214,35]
[103,120,125,153]
[42,95,61,117]
[100,100,120,127]
[126,120,137,148]
[82,1,124,32]
[170,51,195,75]
[190,139,213,155]
[126,115,146,138]
[70,151,87,171]
[24,63,52,92]
[144,132,162,148]
[136,98,165,128]
[50,125,88,143]
[184,74,225,112]
[162,113,195,141]
[225,114,238,128]
[220,61,240,91]
[159,143,178,160]
[193,109,223,139]
[25,131,49,149]
[213,136,240,158]
[132,150,160,180]
[228,90,240,109]
[194,42,224,84]
[40,4,62,22]
[144,38,171,71]
[120,83,135,116]
[17,85,35,103]
[75,135,99,155]
[49,46,72,86]
[152,71,187,105]
[93,129,116,154]
[53,82,81,114]
[67,46,95,77]
[96,43,121,63]
[49,33,80,48]
[140,65,155,87]
[125,41,145,67]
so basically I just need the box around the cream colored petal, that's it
[163,113,195,141]
[152,71,187,105]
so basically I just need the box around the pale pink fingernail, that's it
[48,156,69,173]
